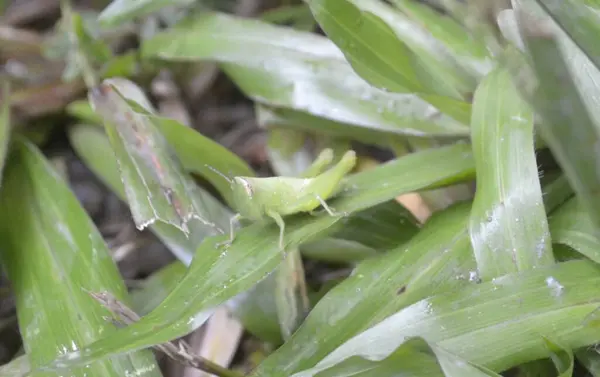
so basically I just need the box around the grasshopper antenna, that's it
[205,164,233,183]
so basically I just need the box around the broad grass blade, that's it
[39,143,476,371]
[89,78,223,236]
[141,12,470,137]
[469,66,553,281]
[0,138,162,377]
[291,260,600,375]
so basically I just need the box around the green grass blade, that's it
[141,12,470,137]
[68,123,232,264]
[329,199,419,250]
[543,338,574,377]
[0,138,162,377]
[89,78,226,237]
[511,1,600,137]
[516,25,600,237]
[69,122,287,344]
[39,143,475,371]
[291,260,600,375]
[68,99,255,203]
[297,337,500,377]
[549,197,600,264]
[299,198,421,263]
[344,0,480,98]
[469,66,553,281]
[542,175,574,214]
[257,105,409,149]
[299,238,378,263]
[252,203,476,376]
[390,0,492,78]
[534,0,600,73]
[304,0,474,122]
[227,272,285,345]
[335,143,474,212]
[129,260,187,316]
[98,0,195,26]
[304,0,423,93]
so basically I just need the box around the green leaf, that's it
[0,138,162,377]
[510,1,600,136]
[98,0,195,26]
[390,0,492,78]
[227,272,284,345]
[89,78,224,236]
[40,143,475,372]
[469,66,553,281]
[328,199,419,251]
[257,105,410,148]
[534,0,600,73]
[129,260,187,316]
[252,202,476,376]
[68,123,232,264]
[293,337,500,377]
[549,196,600,264]
[542,175,574,215]
[67,98,256,203]
[305,0,474,123]
[516,23,600,237]
[291,260,600,375]
[337,0,480,99]
[543,338,574,377]
[141,12,470,137]
[299,238,377,263]
[305,0,423,93]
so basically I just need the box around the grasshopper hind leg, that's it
[267,210,286,253]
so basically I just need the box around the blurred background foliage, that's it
[1,0,600,376]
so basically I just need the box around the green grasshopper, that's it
[208,148,357,250]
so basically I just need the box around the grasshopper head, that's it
[231,177,262,219]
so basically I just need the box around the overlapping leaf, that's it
[390,0,492,78]
[141,12,470,138]
[549,197,600,264]
[40,142,475,371]
[514,17,600,236]
[469,66,553,281]
[304,0,473,124]
[256,105,410,149]
[67,98,255,204]
[252,202,476,376]
[0,138,162,377]
[68,123,231,264]
[292,337,500,377]
[291,260,600,375]
[88,78,225,236]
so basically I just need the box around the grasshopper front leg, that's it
[267,210,286,252]
[216,213,242,248]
